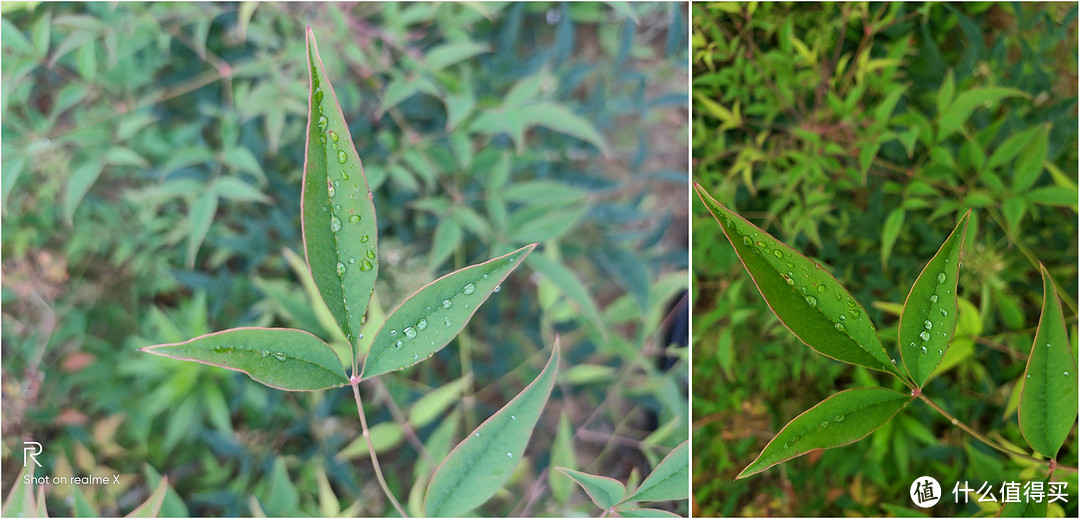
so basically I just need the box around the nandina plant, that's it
[695,183,1077,515]
[140,28,558,517]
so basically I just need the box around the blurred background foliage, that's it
[692,2,1077,517]
[1,2,688,516]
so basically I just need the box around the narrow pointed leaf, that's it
[555,467,626,510]
[125,476,169,518]
[141,328,349,391]
[360,244,536,379]
[898,210,970,388]
[622,440,689,503]
[302,28,379,366]
[1018,265,1078,458]
[2,463,36,517]
[694,184,900,377]
[424,341,559,517]
[737,387,912,479]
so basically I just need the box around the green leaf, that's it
[1018,265,1078,458]
[64,160,105,224]
[338,421,405,459]
[737,387,912,478]
[408,375,471,429]
[622,440,688,502]
[186,190,218,268]
[2,463,36,518]
[1012,125,1048,193]
[360,244,535,379]
[517,103,610,157]
[548,412,576,502]
[935,69,954,117]
[425,40,490,72]
[938,88,1028,142]
[593,247,651,314]
[126,475,169,518]
[898,210,970,388]
[527,253,606,336]
[1,155,25,212]
[424,341,559,517]
[1024,186,1078,208]
[694,184,901,376]
[555,467,626,510]
[507,201,588,243]
[304,28,380,366]
[880,208,905,270]
[214,176,272,204]
[986,125,1041,171]
[428,219,463,270]
[141,327,349,391]
[616,508,683,518]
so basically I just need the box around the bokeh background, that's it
[1,2,688,516]
[692,2,1077,517]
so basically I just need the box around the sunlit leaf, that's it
[555,467,626,510]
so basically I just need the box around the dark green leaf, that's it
[880,209,905,270]
[1012,125,1048,193]
[186,190,218,268]
[737,388,912,478]
[695,184,901,376]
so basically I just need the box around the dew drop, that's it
[272,352,287,361]
[474,432,480,438]
[891,358,897,364]
[394,340,403,349]
[341,170,349,181]
[1066,372,1071,376]
[506,452,513,458]
[444,317,451,327]
[416,318,428,331]
[939,308,948,316]
[958,261,964,269]
[923,320,933,331]
[336,262,346,276]
[493,285,501,293]
[835,322,845,332]
[259,350,269,358]
[327,184,336,197]
[328,130,338,142]
[214,346,231,353]
[330,216,342,232]
[742,236,753,246]
[361,235,370,243]
[848,308,860,318]
[317,115,328,132]
[349,214,361,223]
[463,283,476,295]
[442,299,453,309]
[359,259,373,271]
[919,331,931,341]
[784,277,795,287]
[937,272,946,283]
[510,415,516,420]
[937,349,942,355]
[755,240,766,248]
[773,249,784,259]
[920,346,927,354]
[930,294,939,303]
[838,314,846,321]
[390,329,398,336]
[801,286,808,294]
[819,420,830,429]
[413,354,418,360]
[337,150,348,163]
[805,296,818,307]
[833,414,845,422]
[909,342,916,348]
[404,327,416,339]
[817,285,825,294]
[348,257,356,264]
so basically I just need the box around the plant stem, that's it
[351,383,409,517]
[917,394,1079,473]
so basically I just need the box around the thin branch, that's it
[351,382,409,517]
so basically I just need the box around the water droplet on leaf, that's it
[937,272,947,283]
[404,327,416,339]
[805,296,817,307]
[330,216,341,232]
[463,283,476,295]
[442,299,452,309]
[919,331,931,341]
[416,318,427,331]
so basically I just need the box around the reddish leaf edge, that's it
[897,208,971,389]
[300,26,381,370]
[360,242,537,380]
[139,326,349,392]
[693,183,904,380]
[735,387,914,479]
